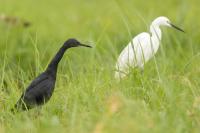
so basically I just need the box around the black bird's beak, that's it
[79,43,92,48]
[170,23,185,33]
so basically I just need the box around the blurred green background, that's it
[0,0,200,133]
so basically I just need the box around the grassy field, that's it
[0,0,200,132]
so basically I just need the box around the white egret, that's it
[115,16,184,80]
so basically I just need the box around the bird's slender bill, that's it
[170,23,185,32]
[79,44,92,48]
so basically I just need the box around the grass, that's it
[0,0,200,132]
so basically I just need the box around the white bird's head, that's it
[152,16,185,32]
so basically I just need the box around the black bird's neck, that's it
[46,45,69,74]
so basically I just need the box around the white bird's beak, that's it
[169,23,185,33]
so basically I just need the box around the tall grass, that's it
[0,0,200,132]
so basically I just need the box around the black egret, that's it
[12,38,92,112]
[115,16,184,80]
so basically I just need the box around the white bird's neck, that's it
[149,24,162,53]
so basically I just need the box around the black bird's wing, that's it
[28,72,51,88]
[14,72,55,111]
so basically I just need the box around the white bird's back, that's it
[115,31,161,80]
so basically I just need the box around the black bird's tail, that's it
[10,104,19,114]
[10,98,24,113]
[10,98,30,113]
[10,107,15,114]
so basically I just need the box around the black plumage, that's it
[12,38,91,112]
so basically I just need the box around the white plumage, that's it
[115,16,184,80]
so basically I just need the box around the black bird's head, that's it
[64,38,92,48]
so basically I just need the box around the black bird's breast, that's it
[16,72,56,110]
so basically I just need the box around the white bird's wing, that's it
[133,32,152,64]
[115,32,151,79]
